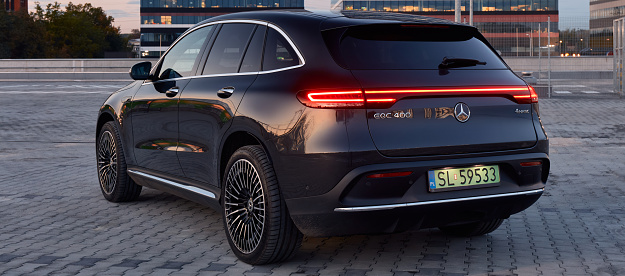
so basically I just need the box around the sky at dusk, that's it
[30,0,591,33]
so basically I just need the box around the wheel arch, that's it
[220,130,263,186]
[96,109,116,139]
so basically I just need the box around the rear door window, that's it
[240,25,267,73]
[203,23,256,75]
[263,28,300,71]
[333,24,507,70]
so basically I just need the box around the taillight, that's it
[366,86,537,108]
[298,86,537,109]
[297,90,364,108]
[528,85,539,103]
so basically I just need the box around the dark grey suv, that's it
[96,10,549,264]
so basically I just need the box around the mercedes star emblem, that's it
[454,102,471,123]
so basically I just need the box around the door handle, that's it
[217,86,235,98]
[165,87,179,97]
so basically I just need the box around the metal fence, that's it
[614,18,624,97]
[471,16,614,97]
[474,17,609,57]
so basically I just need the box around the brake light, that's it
[365,86,537,108]
[297,90,364,108]
[529,86,539,103]
[511,86,538,104]
[297,86,537,109]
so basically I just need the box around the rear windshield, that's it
[326,24,507,70]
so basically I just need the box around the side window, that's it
[263,28,300,71]
[203,23,256,75]
[239,25,267,73]
[157,26,213,80]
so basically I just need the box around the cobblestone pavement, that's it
[1,81,624,275]
[540,79,616,97]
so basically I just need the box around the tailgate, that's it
[354,70,538,157]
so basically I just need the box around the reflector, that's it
[520,161,542,167]
[367,171,413,178]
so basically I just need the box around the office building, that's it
[342,0,559,56]
[140,0,304,57]
[140,0,558,57]
[4,0,27,12]
[590,0,625,34]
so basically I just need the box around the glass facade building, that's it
[343,0,556,12]
[340,0,558,56]
[590,0,625,34]
[139,0,304,57]
[140,0,557,57]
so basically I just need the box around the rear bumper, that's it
[334,189,542,212]
[285,152,548,237]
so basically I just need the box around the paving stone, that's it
[28,255,63,264]
[342,268,371,276]
[156,261,191,270]
[112,259,148,268]
[1,84,625,275]
[0,254,20,263]
[69,257,106,267]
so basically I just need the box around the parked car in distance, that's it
[96,10,549,264]
[521,72,538,85]
[579,47,613,56]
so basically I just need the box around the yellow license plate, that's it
[428,165,500,192]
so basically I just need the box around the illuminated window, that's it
[161,16,172,24]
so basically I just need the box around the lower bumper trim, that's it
[334,188,544,212]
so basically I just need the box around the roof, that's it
[194,9,469,30]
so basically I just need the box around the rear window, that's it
[327,24,507,70]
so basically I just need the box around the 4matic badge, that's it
[373,109,413,119]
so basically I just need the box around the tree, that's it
[0,4,48,58]
[30,1,126,58]
[129,29,141,40]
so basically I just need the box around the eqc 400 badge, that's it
[373,109,414,119]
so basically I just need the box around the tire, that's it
[96,121,142,202]
[222,145,303,265]
[439,218,505,237]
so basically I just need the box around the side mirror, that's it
[129,61,152,80]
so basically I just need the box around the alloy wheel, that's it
[224,159,266,254]
[97,130,117,195]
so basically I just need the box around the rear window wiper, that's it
[438,57,487,69]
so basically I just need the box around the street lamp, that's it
[580,38,584,53]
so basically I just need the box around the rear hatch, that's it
[323,23,538,157]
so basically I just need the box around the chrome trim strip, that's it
[128,169,216,199]
[334,189,544,212]
[142,63,306,84]
[142,19,305,86]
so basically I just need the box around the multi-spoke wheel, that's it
[96,121,141,202]
[224,159,265,254]
[98,130,118,195]
[222,145,302,265]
